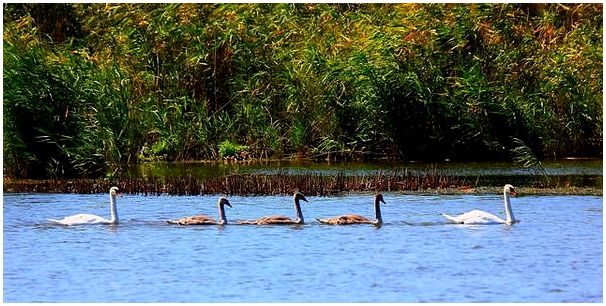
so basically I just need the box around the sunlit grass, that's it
[3,4,602,179]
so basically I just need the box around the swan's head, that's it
[219,197,232,208]
[504,184,517,196]
[294,192,308,203]
[375,193,386,204]
[110,187,120,196]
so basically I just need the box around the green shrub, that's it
[218,140,250,158]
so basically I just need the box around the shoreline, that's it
[4,178,602,196]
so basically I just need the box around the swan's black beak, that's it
[225,201,233,208]
[301,196,308,202]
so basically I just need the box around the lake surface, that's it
[4,192,603,302]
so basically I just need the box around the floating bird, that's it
[167,197,232,225]
[443,184,518,225]
[49,187,121,225]
[238,192,308,225]
[317,193,386,226]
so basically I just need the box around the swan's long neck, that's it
[503,191,514,224]
[218,203,227,225]
[294,198,304,223]
[109,194,118,224]
[374,198,383,225]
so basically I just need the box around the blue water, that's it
[3,192,603,302]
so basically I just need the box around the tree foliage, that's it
[3,3,602,178]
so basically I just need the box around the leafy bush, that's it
[218,140,250,158]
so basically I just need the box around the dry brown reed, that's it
[3,170,470,196]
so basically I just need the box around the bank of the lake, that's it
[3,160,602,196]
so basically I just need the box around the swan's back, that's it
[317,214,372,225]
[238,215,298,225]
[167,215,217,225]
[443,210,505,224]
[49,213,110,226]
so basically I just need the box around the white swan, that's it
[49,186,121,225]
[443,184,518,225]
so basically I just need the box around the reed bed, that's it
[4,170,471,196]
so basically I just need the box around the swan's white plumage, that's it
[443,184,517,225]
[49,213,112,225]
[442,210,505,224]
[49,186,120,226]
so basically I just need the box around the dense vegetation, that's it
[4,4,603,178]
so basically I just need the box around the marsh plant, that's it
[3,4,602,178]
